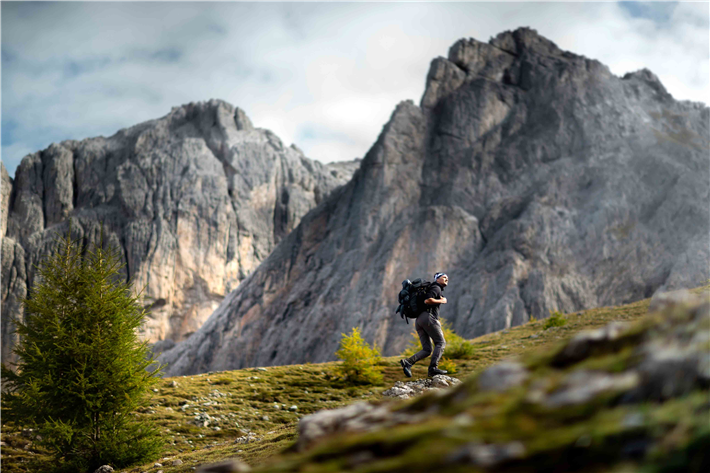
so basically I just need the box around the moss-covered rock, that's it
[254,289,709,473]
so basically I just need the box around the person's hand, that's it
[440,297,447,304]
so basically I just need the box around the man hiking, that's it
[400,272,449,378]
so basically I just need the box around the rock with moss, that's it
[258,292,709,472]
[196,458,251,472]
[476,361,528,392]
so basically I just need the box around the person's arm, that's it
[425,287,446,305]
[424,296,447,305]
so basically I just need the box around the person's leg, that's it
[423,316,446,373]
[405,314,433,365]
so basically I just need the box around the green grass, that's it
[4,289,703,473]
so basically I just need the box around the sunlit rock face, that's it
[159,28,708,376]
[1,100,357,364]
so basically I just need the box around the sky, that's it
[2,1,709,179]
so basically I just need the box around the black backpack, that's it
[395,278,432,324]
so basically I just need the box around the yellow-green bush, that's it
[543,311,567,329]
[438,357,457,375]
[443,320,476,359]
[335,327,383,385]
[400,319,474,360]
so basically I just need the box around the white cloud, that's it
[2,2,708,178]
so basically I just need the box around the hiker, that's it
[400,272,448,378]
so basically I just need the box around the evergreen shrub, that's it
[1,230,164,472]
[335,327,383,385]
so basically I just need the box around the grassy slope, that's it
[0,294,661,472]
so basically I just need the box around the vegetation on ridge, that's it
[3,288,703,473]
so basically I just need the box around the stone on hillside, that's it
[297,376,461,450]
[193,412,212,427]
[543,371,640,408]
[649,289,694,313]
[196,459,251,473]
[93,466,114,473]
[447,441,526,467]
[477,362,528,392]
[234,434,261,444]
[297,402,391,451]
[382,375,461,400]
[632,301,710,400]
[172,459,183,466]
[553,322,630,366]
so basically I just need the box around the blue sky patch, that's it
[297,124,356,145]
[618,2,678,24]
[1,48,16,64]
[62,57,113,79]
[2,119,19,146]
[151,47,183,63]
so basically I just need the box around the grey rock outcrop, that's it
[1,100,357,364]
[381,375,461,399]
[297,397,447,451]
[159,28,709,376]
[1,161,27,366]
[196,458,251,473]
[476,362,528,392]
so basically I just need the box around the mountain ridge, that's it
[1,100,359,364]
[159,27,709,376]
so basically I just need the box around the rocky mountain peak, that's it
[2,101,359,365]
[159,29,708,376]
[622,68,673,101]
[489,27,564,57]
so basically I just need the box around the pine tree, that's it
[1,229,164,472]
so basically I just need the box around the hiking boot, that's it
[400,359,412,378]
[428,367,448,377]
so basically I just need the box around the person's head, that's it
[434,272,448,287]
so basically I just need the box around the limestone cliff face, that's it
[1,100,357,364]
[159,28,709,376]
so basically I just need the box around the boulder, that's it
[382,375,461,399]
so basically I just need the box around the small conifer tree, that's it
[335,327,383,385]
[1,229,163,472]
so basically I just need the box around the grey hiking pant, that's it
[405,311,446,369]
